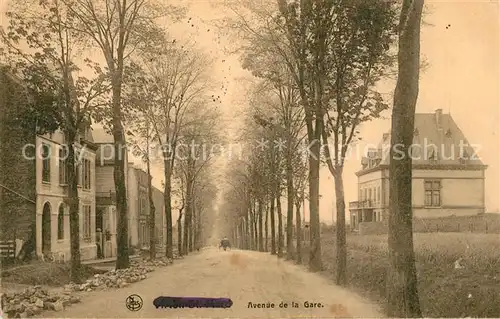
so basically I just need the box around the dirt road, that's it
[47,247,383,318]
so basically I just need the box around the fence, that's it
[0,240,16,260]
[413,213,500,233]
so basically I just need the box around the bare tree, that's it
[177,186,185,255]
[59,0,183,268]
[192,171,218,249]
[132,39,213,258]
[317,0,398,286]
[123,76,158,259]
[1,0,109,280]
[223,0,327,271]
[249,79,305,260]
[176,104,221,255]
[386,0,424,316]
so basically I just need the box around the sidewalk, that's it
[81,254,141,265]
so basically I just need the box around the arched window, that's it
[57,205,65,240]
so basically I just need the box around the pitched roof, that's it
[362,111,485,170]
[91,125,114,143]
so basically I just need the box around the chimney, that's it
[435,109,443,128]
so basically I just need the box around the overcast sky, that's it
[173,0,500,222]
[2,0,498,223]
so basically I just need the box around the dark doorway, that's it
[42,202,51,257]
[96,207,104,230]
[96,206,104,258]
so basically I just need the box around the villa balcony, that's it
[349,200,372,210]
[96,191,116,205]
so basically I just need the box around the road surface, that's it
[46,247,383,318]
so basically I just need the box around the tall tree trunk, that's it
[189,205,195,252]
[112,83,129,269]
[197,215,203,249]
[265,205,269,252]
[147,152,156,260]
[308,136,322,271]
[253,211,258,251]
[67,137,82,282]
[249,208,254,250]
[295,199,302,264]
[177,211,183,256]
[237,221,241,248]
[386,0,424,316]
[194,206,201,250]
[241,221,245,249]
[270,195,276,255]
[244,212,249,249]
[334,168,347,286]
[258,200,264,251]
[286,154,294,260]
[183,176,193,255]
[189,223,193,252]
[163,162,173,258]
[277,186,284,258]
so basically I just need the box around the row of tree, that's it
[1,0,220,282]
[219,0,424,316]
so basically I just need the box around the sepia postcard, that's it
[0,0,498,318]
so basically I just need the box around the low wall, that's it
[356,213,500,235]
[413,213,500,233]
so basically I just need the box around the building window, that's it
[42,143,51,183]
[82,205,91,241]
[427,148,438,163]
[75,151,81,186]
[459,150,469,164]
[139,221,148,247]
[82,159,91,190]
[424,180,441,207]
[102,145,112,159]
[59,147,67,185]
[57,205,64,240]
[377,186,381,203]
[140,194,148,215]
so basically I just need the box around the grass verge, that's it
[299,232,500,317]
[1,261,106,286]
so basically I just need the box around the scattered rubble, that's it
[64,257,175,292]
[135,256,178,268]
[454,258,465,269]
[0,285,81,318]
[1,256,180,318]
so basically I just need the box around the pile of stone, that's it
[134,256,174,268]
[0,286,81,318]
[64,265,155,292]
[0,256,181,318]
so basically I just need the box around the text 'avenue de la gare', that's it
[247,301,324,309]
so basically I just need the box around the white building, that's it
[36,127,98,261]
[92,126,166,254]
[349,109,487,230]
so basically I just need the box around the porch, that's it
[349,200,377,230]
[96,192,117,259]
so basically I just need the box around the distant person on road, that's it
[219,236,230,251]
